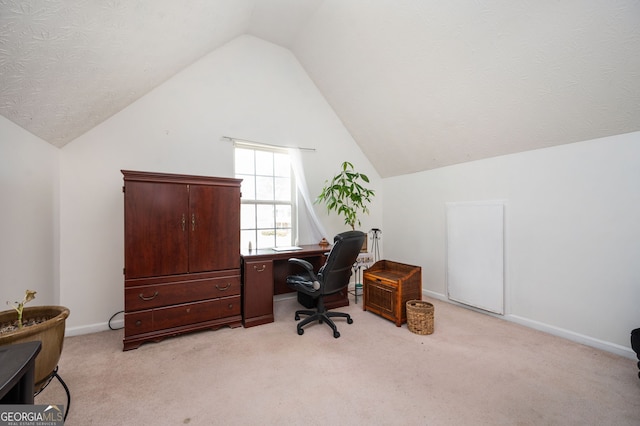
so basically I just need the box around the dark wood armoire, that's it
[121,170,242,350]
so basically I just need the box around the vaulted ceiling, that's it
[1,0,639,177]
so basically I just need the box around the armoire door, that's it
[188,184,240,272]
[124,181,189,278]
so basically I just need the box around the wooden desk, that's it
[241,244,349,327]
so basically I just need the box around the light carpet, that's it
[36,297,640,425]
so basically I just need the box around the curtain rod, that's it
[221,136,315,152]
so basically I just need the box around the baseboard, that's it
[274,293,297,302]
[66,318,124,337]
[423,290,636,360]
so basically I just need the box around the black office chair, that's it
[286,230,366,338]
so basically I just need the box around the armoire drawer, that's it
[153,296,241,330]
[124,295,242,337]
[218,295,242,318]
[125,275,241,311]
[124,310,154,336]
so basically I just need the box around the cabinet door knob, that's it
[138,291,159,301]
[253,264,266,272]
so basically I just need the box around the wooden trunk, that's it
[363,260,422,326]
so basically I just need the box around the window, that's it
[234,143,296,250]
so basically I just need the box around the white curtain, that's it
[288,148,328,244]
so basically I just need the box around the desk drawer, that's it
[125,275,240,311]
[243,260,274,326]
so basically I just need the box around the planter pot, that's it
[0,306,69,391]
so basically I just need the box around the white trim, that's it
[65,319,123,337]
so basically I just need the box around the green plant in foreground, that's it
[8,289,37,328]
[316,161,375,230]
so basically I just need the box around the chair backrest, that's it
[319,230,366,295]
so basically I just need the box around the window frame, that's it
[234,142,297,250]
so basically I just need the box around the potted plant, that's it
[316,161,375,230]
[0,290,70,392]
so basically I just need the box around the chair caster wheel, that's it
[298,328,304,335]
[347,318,353,324]
[333,331,340,338]
[295,314,300,320]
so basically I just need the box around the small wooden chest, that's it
[363,260,422,326]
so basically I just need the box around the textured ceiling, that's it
[1,0,639,177]
[291,0,640,176]
[0,0,254,147]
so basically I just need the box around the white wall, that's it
[382,132,640,355]
[0,116,59,306]
[59,35,381,333]
[15,30,632,359]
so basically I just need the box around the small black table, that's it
[632,328,640,379]
[0,341,41,404]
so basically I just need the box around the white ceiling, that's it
[1,0,639,177]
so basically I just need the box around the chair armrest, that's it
[288,258,314,273]
[288,258,321,290]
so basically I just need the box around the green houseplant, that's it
[315,161,375,230]
[6,289,37,328]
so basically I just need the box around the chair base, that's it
[294,308,353,338]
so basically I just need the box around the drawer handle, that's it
[216,282,232,291]
[228,304,233,309]
[139,291,159,301]
[253,264,266,273]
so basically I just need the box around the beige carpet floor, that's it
[36,297,640,425]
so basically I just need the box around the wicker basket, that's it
[406,300,434,335]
